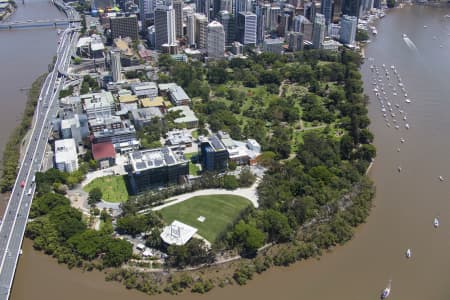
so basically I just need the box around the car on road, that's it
[20,181,25,188]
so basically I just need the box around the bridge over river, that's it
[0,18,80,29]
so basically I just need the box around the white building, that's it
[54,139,78,173]
[81,91,116,120]
[237,11,257,45]
[262,38,284,54]
[194,13,208,49]
[329,23,341,40]
[217,131,261,165]
[131,82,158,98]
[207,21,225,59]
[160,220,198,246]
[111,50,121,82]
[322,39,342,51]
[186,13,196,47]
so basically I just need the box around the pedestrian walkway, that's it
[139,179,260,215]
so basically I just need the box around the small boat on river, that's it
[405,248,411,259]
[381,280,392,299]
[434,217,440,228]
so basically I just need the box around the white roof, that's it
[54,139,77,164]
[76,37,91,48]
[91,41,105,51]
[168,106,198,124]
[160,220,197,246]
[61,116,79,130]
[142,248,153,257]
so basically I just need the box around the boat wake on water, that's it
[403,35,418,51]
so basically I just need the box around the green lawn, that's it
[83,175,129,203]
[184,152,200,175]
[159,195,251,242]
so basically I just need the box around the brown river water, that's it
[3,3,450,300]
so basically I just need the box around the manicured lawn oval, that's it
[159,195,252,242]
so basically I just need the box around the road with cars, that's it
[0,7,80,298]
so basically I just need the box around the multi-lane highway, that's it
[0,9,80,299]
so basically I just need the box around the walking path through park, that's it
[138,179,261,215]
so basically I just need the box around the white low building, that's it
[54,138,78,173]
[217,131,261,165]
[160,220,197,246]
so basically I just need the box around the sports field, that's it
[159,195,251,242]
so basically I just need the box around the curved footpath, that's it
[138,179,260,214]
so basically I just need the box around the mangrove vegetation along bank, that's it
[0,73,47,192]
[25,49,376,296]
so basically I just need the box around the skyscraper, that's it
[139,0,149,25]
[173,0,183,38]
[237,11,257,45]
[362,0,374,14]
[111,50,122,82]
[194,13,208,48]
[373,0,381,9]
[235,0,251,15]
[255,4,265,44]
[109,14,139,41]
[218,10,235,46]
[293,15,305,32]
[268,6,280,31]
[288,31,303,51]
[342,0,362,18]
[293,14,313,41]
[154,0,176,50]
[186,13,196,47]
[211,0,221,20]
[312,13,325,49]
[220,0,232,13]
[278,13,291,36]
[320,0,333,26]
[207,21,225,59]
[332,0,342,22]
[339,14,357,45]
[196,0,211,19]
[304,2,316,22]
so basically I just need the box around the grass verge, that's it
[83,175,129,203]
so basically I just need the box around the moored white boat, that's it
[439,176,444,181]
[405,248,411,258]
[434,217,440,228]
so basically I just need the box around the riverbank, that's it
[0,73,46,198]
